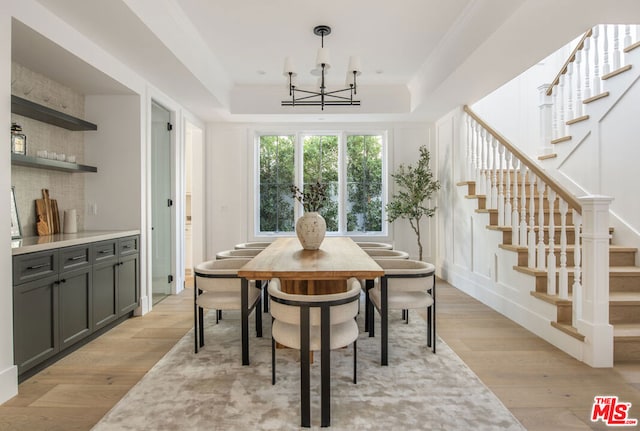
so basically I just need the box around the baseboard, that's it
[0,364,18,404]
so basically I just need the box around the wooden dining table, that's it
[237,236,384,364]
[238,236,383,427]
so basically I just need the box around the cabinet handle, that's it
[70,255,86,261]
[60,279,66,283]
[99,250,112,254]
[27,263,49,270]
[123,245,131,249]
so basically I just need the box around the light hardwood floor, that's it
[1,280,640,430]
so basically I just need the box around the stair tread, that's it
[515,265,640,277]
[614,323,640,338]
[609,291,640,303]
[610,267,640,275]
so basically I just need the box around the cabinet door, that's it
[59,267,92,349]
[118,253,139,316]
[92,259,118,330]
[13,274,59,374]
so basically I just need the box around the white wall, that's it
[0,6,18,405]
[85,95,142,230]
[205,121,437,262]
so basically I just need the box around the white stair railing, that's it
[545,25,640,142]
[463,105,614,366]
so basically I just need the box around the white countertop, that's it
[11,230,141,255]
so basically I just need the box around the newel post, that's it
[577,195,614,367]
[538,84,553,155]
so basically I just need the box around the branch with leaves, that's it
[291,181,328,213]
[385,146,440,261]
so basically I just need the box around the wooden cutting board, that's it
[35,198,50,236]
[35,189,60,236]
[51,199,60,233]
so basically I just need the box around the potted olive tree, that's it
[385,146,440,261]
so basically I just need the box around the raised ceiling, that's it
[23,0,640,122]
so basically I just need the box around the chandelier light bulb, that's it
[348,56,362,75]
[283,57,297,77]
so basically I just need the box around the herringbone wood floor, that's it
[1,279,639,430]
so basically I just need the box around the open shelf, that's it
[11,95,98,131]
[11,153,97,173]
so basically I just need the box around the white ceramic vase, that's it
[295,212,326,250]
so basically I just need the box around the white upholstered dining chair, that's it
[268,277,361,428]
[367,259,436,365]
[193,258,262,356]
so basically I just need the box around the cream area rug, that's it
[92,305,526,430]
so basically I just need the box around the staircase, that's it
[458,177,640,362]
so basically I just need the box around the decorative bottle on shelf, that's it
[11,123,26,155]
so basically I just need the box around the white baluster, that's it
[613,25,620,71]
[466,116,472,181]
[624,25,632,66]
[603,24,611,76]
[498,145,505,225]
[575,51,583,117]
[551,85,559,139]
[504,151,512,228]
[475,123,483,195]
[484,129,491,200]
[491,137,498,209]
[520,166,528,247]
[511,158,519,246]
[593,25,602,95]
[547,189,557,295]
[558,199,569,300]
[583,36,591,100]
[536,179,546,270]
[559,74,566,137]
[572,210,582,328]
[528,172,537,268]
[566,61,574,121]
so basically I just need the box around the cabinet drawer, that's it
[119,236,139,256]
[13,251,58,285]
[93,240,117,263]
[60,245,91,272]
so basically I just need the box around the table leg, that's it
[241,278,249,365]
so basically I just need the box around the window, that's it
[257,132,386,235]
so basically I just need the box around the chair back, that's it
[376,259,435,293]
[355,241,393,249]
[365,249,409,259]
[216,249,262,259]
[269,278,361,326]
[194,258,248,292]
[234,241,272,249]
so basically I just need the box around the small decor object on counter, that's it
[10,187,22,239]
[291,181,328,250]
[11,123,26,155]
[63,209,78,233]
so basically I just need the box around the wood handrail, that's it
[464,105,582,214]
[546,28,593,96]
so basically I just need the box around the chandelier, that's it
[281,25,362,110]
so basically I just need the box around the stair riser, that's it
[614,339,640,362]
[610,304,640,324]
[610,275,640,293]
[534,273,575,294]
[514,250,635,268]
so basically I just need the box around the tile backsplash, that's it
[11,62,87,237]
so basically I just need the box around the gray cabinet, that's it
[117,236,139,316]
[59,245,92,349]
[92,240,118,330]
[13,234,139,376]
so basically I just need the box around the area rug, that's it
[91,305,526,430]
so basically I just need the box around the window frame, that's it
[253,129,389,238]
